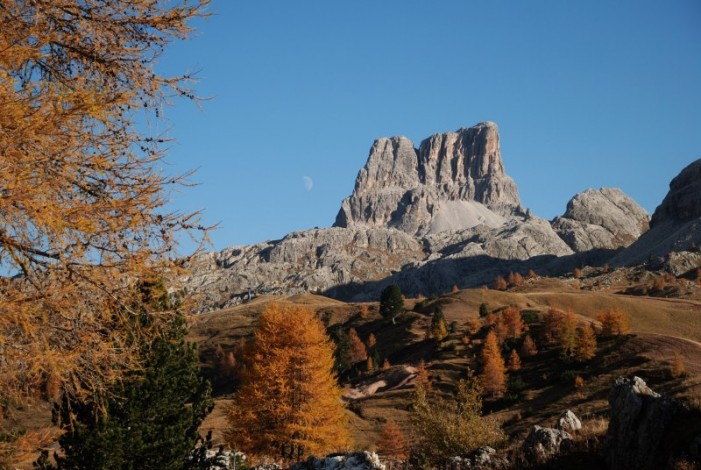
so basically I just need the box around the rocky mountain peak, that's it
[552,188,650,252]
[650,158,701,226]
[334,122,522,236]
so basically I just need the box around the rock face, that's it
[289,452,385,470]
[552,188,649,252]
[447,447,508,469]
[334,122,522,236]
[651,159,701,225]
[522,425,573,463]
[612,158,701,267]
[605,376,680,470]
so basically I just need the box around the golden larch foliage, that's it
[493,276,508,291]
[359,305,370,319]
[574,375,585,388]
[366,355,375,373]
[377,419,409,462]
[671,353,686,379]
[503,306,525,340]
[507,349,521,371]
[225,303,351,463]
[558,310,579,360]
[382,358,391,370]
[367,333,377,350]
[0,0,209,406]
[415,360,432,394]
[520,334,538,357]
[597,308,631,336]
[348,327,368,364]
[480,330,507,397]
[575,324,597,362]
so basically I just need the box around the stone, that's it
[605,376,678,470]
[556,409,582,433]
[289,452,385,470]
[552,187,649,252]
[522,425,573,463]
[447,446,509,469]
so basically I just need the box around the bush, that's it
[380,284,404,323]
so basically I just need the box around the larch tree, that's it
[597,308,631,336]
[507,349,521,371]
[558,310,579,360]
[520,334,538,358]
[0,0,209,415]
[415,360,431,394]
[376,420,408,463]
[574,323,597,362]
[348,327,368,364]
[431,308,448,341]
[225,303,350,463]
[480,330,507,398]
[503,306,525,340]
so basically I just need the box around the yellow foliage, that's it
[225,304,351,463]
[480,330,507,397]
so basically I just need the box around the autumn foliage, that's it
[520,334,538,357]
[574,324,598,362]
[225,304,350,462]
[507,350,521,371]
[377,420,409,462]
[597,308,631,336]
[0,0,209,408]
[348,327,369,364]
[480,330,507,397]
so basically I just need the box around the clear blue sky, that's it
[157,1,701,252]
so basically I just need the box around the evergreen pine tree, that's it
[380,284,404,324]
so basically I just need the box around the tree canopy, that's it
[379,284,404,322]
[0,0,209,405]
[225,303,351,463]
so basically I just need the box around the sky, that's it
[156,1,701,253]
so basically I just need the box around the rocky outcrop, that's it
[334,122,522,236]
[612,158,701,266]
[556,410,582,433]
[446,447,509,469]
[651,159,701,225]
[289,452,385,470]
[522,425,573,463]
[605,376,681,470]
[552,188,649,252]
[184,227,424,312]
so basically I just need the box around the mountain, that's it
[334,122,522,236]
[186,122,655,311]
[611,158,701,272]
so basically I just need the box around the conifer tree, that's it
[348,327,368,364]
[382,358,391,370]
[574,324,597,362]
[367,333,377,350]
[480,331,507,397]
[35,281,214,469]
[597,308,631,336]
[380,285,404,323]
[431,308,448,341]
[503,306,525,340]
[225,304,350,463]
[558,310,579,360]
[520,334,538,357]
[479,303,489,318]
[377,420,408,462]
[415,360,431,394]
[507,349,521,371]
[366,355,375,373]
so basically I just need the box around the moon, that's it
[303,176,313,191]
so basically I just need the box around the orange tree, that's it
[225,303,351,463]
[0,0,208,401]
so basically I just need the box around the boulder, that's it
[522,425,573,463]
[289,452,385,470]
[446,446,509,469]
[556,409,582,433]
[605,376,679,470]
